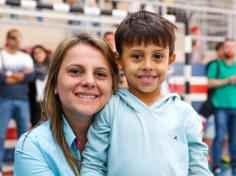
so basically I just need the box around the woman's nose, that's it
[80,74,96,88]
[81,73,96,87]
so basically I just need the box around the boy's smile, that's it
[119,42,175,105]
[137,74,160,84]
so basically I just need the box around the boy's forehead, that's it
[122,41,169,50]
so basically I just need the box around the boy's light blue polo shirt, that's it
[14,118,80,176]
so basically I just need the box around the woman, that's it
[14,32,119,176]
[29,44,50,126]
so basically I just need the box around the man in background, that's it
[0,29,34,175]
[103,32,116,52]
[208,39,236,176]
[201,41,225,164]
[103,31,128,88]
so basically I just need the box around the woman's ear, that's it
[54,87,58,95]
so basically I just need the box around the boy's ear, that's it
[168,54,176,66]
[114,51,122,65]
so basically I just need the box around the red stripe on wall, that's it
[5,128,18,140]
[169,84,208,94]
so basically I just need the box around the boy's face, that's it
[118,42,175,105]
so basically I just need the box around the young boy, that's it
[80,11,213,176]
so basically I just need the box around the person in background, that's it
[29,45,51,126]
[103,31,128,88]
[208,39,236,176]
[190,25,206,64]
[0,29,34,176]
[103,32,116,52]
[14,32,119,176]
[215,42,225,59]
[202,41,224,164]
[81,11,213,176]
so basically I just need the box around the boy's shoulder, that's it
[104,90,125,108]
[162,93,196,113]
[99,89,134,115]
[109,88,129,101]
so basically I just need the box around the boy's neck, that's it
[129,88,163,106]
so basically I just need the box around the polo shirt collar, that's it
[63,116,76,149]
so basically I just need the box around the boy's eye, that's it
[131,53,142,60]
[153,54,164,60]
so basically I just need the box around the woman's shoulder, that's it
[16,120,54,150]
[28,120,52,138]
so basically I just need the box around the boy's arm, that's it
[186,107,213,176]
[80,105,112,176]
[14,135,55,176]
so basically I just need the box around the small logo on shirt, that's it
[174,136,178,141]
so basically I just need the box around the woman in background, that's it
[29,45,50,126]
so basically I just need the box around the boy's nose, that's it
[142,59,153,71]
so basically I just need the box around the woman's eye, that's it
[131,53,142,60]
[68,69,82,75]
[96,72,107,79]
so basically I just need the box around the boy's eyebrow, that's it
[152,49,167,52]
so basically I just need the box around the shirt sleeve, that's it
[24,54,34,70]
[14,134,55,176]
[80,101,113,176]
[186,107,213,176]
[207,62,218,79]
[22,72,35,83]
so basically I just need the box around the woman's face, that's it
[33,47,47,63]
[55,43,113,121]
